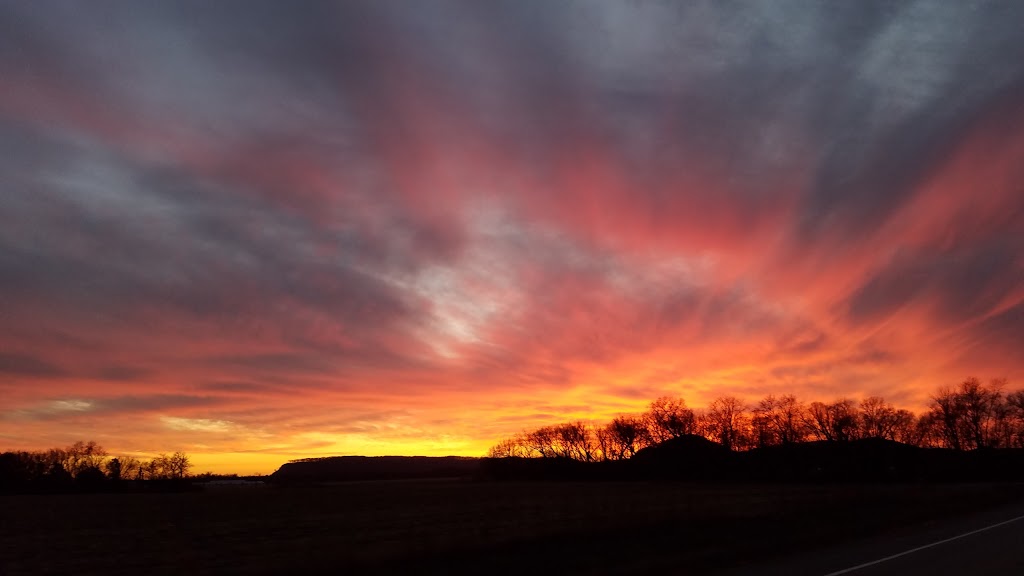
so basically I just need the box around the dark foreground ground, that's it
[2,481,1022,575]
[730,497,1024,575]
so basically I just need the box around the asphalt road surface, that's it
[726,498,1024,576]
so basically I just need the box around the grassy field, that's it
[2,481,1023,575]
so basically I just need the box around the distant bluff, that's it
[271,456,481,483]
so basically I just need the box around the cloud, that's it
[1,0,1023,470]
[161,417,235,433]
[848,240,1024,324]
[1,394,229,422]
[0,353,66,378]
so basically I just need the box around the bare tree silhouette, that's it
[605,415,651,460]
[0,442,193,492]
[805,399,859,442]
[704,396,748,451]
[486,377,1024,464]
[645,397,697,443]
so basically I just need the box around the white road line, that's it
[822,512,1024,576]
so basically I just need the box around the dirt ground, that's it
[2,480,1022,575]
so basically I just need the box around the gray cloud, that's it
[0,122,430,360]
[848,239,1024,324]
[1,394,228,422]
[0,353,66,378]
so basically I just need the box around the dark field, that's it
[2,481,1023,575]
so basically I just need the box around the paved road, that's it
[725,499,1024,576]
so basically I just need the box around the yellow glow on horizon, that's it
[185,434,494,475]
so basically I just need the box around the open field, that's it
[2,481,1023,575]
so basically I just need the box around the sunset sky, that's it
[2,1,1023,474]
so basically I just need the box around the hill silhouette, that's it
[731,438,920,482]
[729,440,1024,482]
[271,456,480,483]
[631,434,733,480]
[480,437,1024,483]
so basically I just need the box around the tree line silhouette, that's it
[0,440,191,493]
[488,377,1024,461]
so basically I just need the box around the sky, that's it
[1,1,1023,474]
